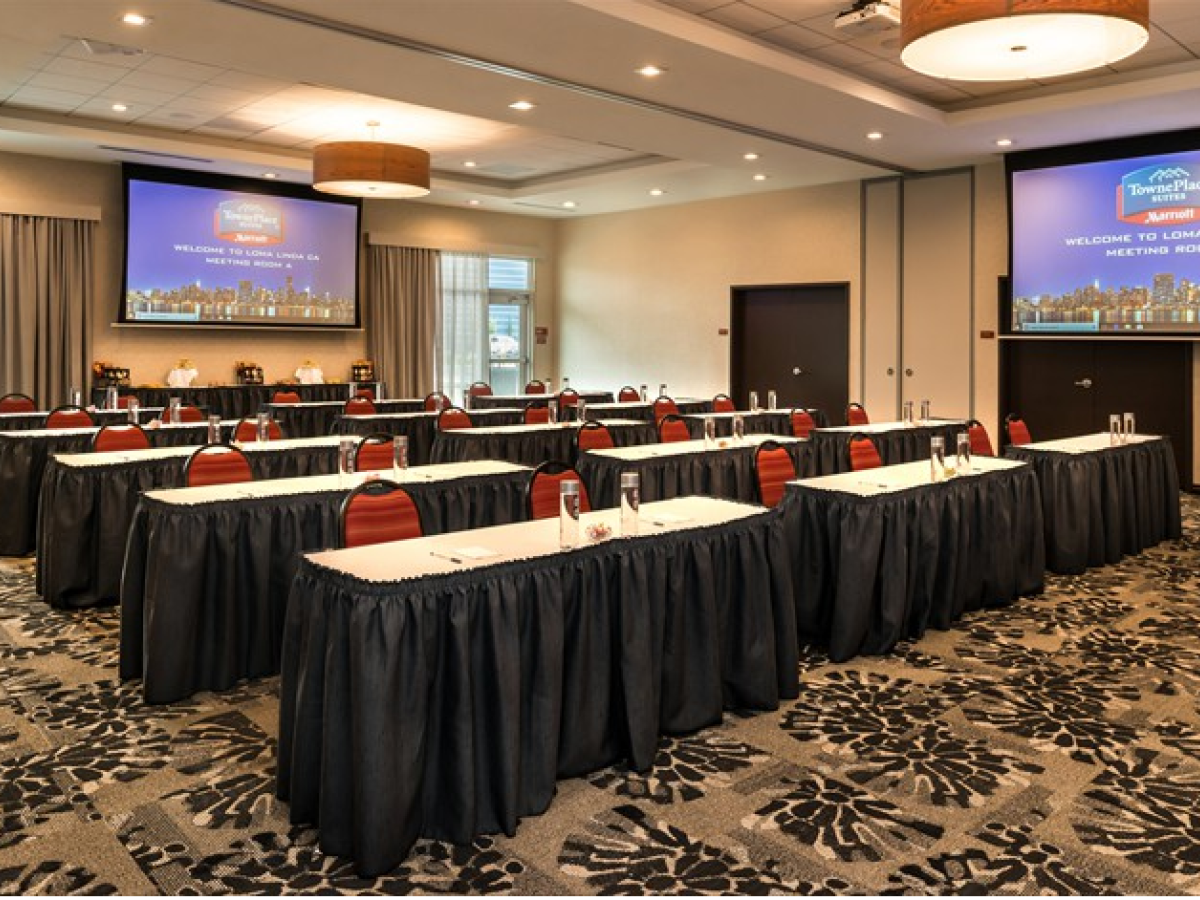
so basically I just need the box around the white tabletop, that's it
[684,409,785,419]
[307,495,768,583]
[794,454,1024,497]
[815,419,968,434]
[588,432,800,461]
[1017,432,1159,455]
[52,433,343,469]
[444,418,646,437]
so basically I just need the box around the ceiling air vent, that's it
[77,37,144,57]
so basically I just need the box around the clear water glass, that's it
[732,414,745,443]
[338,437,356,487]
[548,399,558,424]
[577,398,588,422]
[703,416,716,447]
[956,431,972,475]
[620,472,639,537]
[559,480,581,549]
[1123,412,1135,442]
[1109,413,1122,446]
[256,411,270,442]
[639,384,649,402]
[930,435,945,482]
[903,400,914,426]
[392,435,408,480]
[748,391,759,412]
[105,386,118,410]
[169,397,181,424]
[127,398,139,424]
[767,389,777,411]
[920,399,931,424]
[659,383,667,398]
[69,386,82,407]
[207,414,221,444]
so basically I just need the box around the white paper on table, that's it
[452,545,500,559]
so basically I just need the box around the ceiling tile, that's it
[756,23,836,52]
[136,56,224,82]
[113,70,200,94]
[6,86,90,110]
[25,71,103,95]
[703,2,788,33]
[41,56,131,83]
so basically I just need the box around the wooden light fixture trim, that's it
[312,141,431,198]
[902,0,1149,47]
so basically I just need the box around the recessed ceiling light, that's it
[866,131,884,141]
[509,100,535,111]
[753,173,768,182]
[743,152,759,161]
[261,172,278,179]
[636,65,666,77]
[649,188,665,196]
[121,11,150,25]
[111,103,128,112]
[562,200,577,209]
[467,199,481,206]
[463,160,477,168]
[996,138,1014,147]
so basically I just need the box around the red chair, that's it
[618,386,641,403]
[790,409,816,438]
[91,423,150,452]
[354,433,396,471]
[185,444,253,487]
[233,418,284,442]
[339,479,423,548]
[272,391,302,404]
[712,393,736,413]
[526,461,591,520]
[657,413,691,443]
[652,396,679,424]
[524,380,547,394]
[116,395,138,410]
[468,381,493,399]
[848,433,883,471]
[165,404,204,423]
[1005,414,1032,446]
[557,388,581,413]
[575,420,614,455]
[754,440,798,508]
[524,403,551,425]
[846,402,869,426]
[0,392,36,413]
[437,406,473,430]
[967,419,995,457]
[344,397,377,416]
[45,405,95,429]
[424,391,450,412]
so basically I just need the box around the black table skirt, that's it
[0,424,210,557]
[332,409,523,466]
[809,422,966,475]
[271,399,423,439]
[431,421,656,467]
[121,468,530,704]
[91,383,359,420]
[36,442,338,609]
[583,400,712,423]
[469,390,614,411]
[578,440,814,507]
[1005,436,1181,575]
[277,507,798,877]
[777,464,1045,662]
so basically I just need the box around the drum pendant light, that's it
[312,121,431,198]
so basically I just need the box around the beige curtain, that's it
[0,214,94,407]
[365,245,439,398]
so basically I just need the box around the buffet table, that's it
[430,418,655,467]
[121,460,532,704]
[777,455,1044,662]
[808,419,968,475]
[89,382,367,420]
[1005,433,1181,575]
[276,495,798,876]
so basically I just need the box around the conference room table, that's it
[584,398,713,422]
[467,389,614,411]
[91,382,358,420]
[331,407,524,466]
[678,408,828,439]
[276,495,799,877]
[1004,432,1181,575]
[0,421,213,557]
[36,435,343,609]
[808,419,968,475]
[121,460,532,704]
[430,418,656,467]
[777,455,1045,662]
[267,398,424,439]
[0,407,170,431]
[577,433,812,507]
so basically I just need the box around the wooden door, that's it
[730,283,849,420]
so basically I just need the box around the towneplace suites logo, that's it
[213,199,285,245]
[1117,163,1200,226]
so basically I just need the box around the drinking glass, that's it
[639,384,649,402]
[1123,412,1136,442]
[903,399,914,426]
[956,431,972,475]
[548,399,558,424]
[620,472,639,537]
[105,385,118,410]
[732,414,745,443]
[562,377,570,390]
[1109,413,1122,446]
[256,411,270,443]
[462,389,471,410]
[703,416,716,447]
[207,414,221,444]
[659,383,667,398]
[127,398,139,424]
[748,390,759,412]
[930,435,945,482]
[338,437,356,487]
[169,397,181,424]
[69,386,82,407]
[392,435,409,480]
[920,399,931,424]
[559,480,581,549]
[577,398,588,422]
[767,389,777,411]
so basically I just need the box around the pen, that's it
[430,550,463,564]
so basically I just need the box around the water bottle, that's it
[559,480,581,549]
[620,472,639,537]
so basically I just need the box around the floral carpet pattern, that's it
[1,495,1199,894]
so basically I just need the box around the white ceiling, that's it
[1,0,1199,217]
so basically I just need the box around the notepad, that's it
[452,546,500,559]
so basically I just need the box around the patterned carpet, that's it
[2,496,1200,895]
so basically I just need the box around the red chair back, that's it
[272,391,302,404]
[967,420,995,456]
[424,391,450,412]
[438,407,473,430]
[345,397,377,417]
[846,403,869,426]
[849,433,882,471]
[524,380,547,394]
[354,433,396,471]
[576,420,614,453]
[186,445,253,487]
[712,394,736,413]
[468,381,493,398]
[524,403,551,425]
[45,406,95,429]
[618,386,641,403]
[1005,415,1032,446]
[0,393,36,413]
[92,424,150,452]
[653,396,679,424]
[526,462,591,520]
[657,414,691,443]
[167,404,204,423]
[754,442,797,508]
[339,480,423,548]
[116,395,137,409]
[233,418,283,442]
[790,409,816,438]
[558,388,580,408]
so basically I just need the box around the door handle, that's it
[792,367,804,376]
[905,368,914,377]
[1074,378,1093,389]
